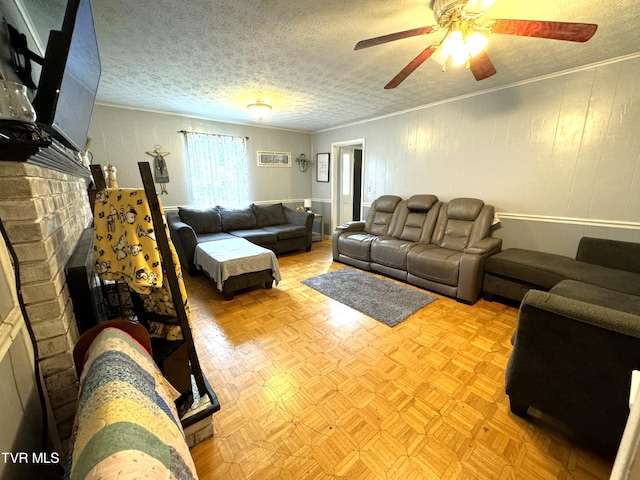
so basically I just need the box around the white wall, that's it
[88,105,313,208]
[312,55,640,257]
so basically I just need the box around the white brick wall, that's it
[0,161,92,443]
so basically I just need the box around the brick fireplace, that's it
[0,160,92,446]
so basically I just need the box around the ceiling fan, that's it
[354,0,598,88]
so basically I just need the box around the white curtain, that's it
[183,132,249,208]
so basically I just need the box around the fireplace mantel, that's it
[0,121,91,180]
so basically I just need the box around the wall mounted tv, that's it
[32,0,101,152]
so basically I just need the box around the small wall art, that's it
[316,153,330,182]
[257,151,291,167]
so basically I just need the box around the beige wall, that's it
[88,106,314,209]
[312,55,640,257]
[88,55,640,258]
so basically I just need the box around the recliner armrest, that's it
[335,221,365,233]
[457,237,502,303]
[464,237,502,256]
[331,221,366,261]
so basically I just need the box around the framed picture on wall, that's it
[257,151,291,167]
[316,153,330,182]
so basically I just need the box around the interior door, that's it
[330,139,364,233]
[352,149,362,221]
[338,148,353,225]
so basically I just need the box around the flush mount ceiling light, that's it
[247,100,272,120]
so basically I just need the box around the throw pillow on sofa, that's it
[178,207,222,234]
[251,203,288,227]
[219,207,258,231]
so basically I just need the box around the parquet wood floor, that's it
[187,242,614,479]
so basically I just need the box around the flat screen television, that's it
[32,0,101,152]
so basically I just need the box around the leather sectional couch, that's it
[167,203,313,275]
[332,194,502,303]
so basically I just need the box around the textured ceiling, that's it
[91,0,640,132]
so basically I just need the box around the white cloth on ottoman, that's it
[194,238,282,291]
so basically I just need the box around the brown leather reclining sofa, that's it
[332,194,502,304]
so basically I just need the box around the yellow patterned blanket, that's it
[65,327,198,480]
[93,188,190,340]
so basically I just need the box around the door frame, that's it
[330,138,365,233]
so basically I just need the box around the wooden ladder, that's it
[90,162,220,427]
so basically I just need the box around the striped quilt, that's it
[65,328,199,480]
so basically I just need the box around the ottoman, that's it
[194,237,282,299]
[483,246,640,303]
[483,248,581,302]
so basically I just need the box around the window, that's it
[183,132,249,208]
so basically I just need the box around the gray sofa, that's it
[167,203,313,275]
[332,194,502,303]
[504,237,640,449]
[484,237,640,302]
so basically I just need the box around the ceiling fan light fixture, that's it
[357,0,598,87]
[247,100,272,120]
[465,0,495,12]
[465,31,489,57]
[432,26,489,68]
[451,36,470,66]
[430,45,447,66]
[432,29,467,67]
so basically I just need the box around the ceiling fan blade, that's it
[384,45,437,89]
[490,19,597,42]
[355,25,437,50]
[469,51,497,81]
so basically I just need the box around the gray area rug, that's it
[301,268,437,327]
